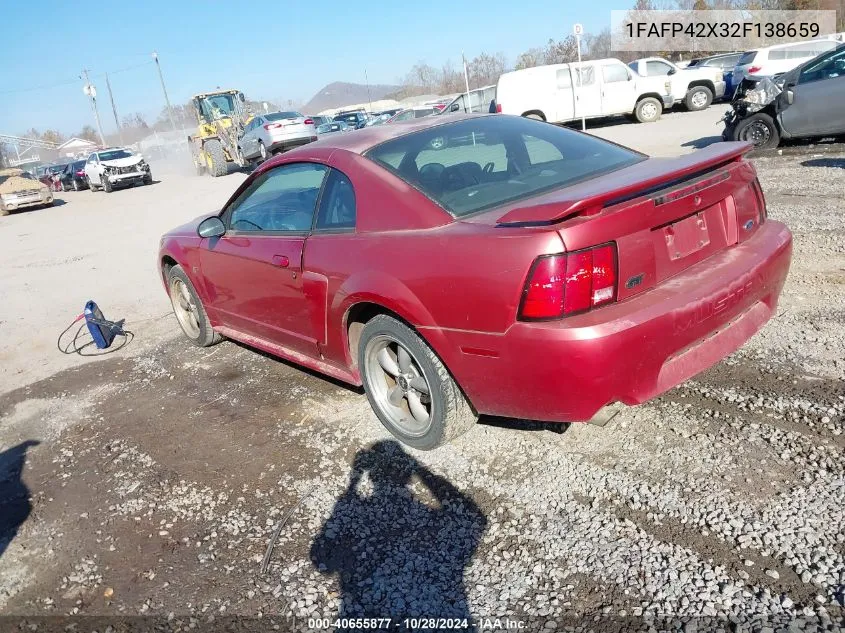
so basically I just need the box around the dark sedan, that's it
[59,160,88,191]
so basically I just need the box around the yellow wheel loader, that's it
[188,89,253,177]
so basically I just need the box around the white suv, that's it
[85,148,152,193]
[732,38,839,84]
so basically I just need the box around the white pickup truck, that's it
[495,58,673,124]
[628,57,726,111]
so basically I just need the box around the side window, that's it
[602,63,629,83]
[769,48,788,60]
[555,69,572,89]
[224,163,328,232]
[573,65,595,86]
[799,47,845,84]
[315,169,356,230]
[522,134,564,165]
[646,60,672,76]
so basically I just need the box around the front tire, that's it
[358,315,477,450]
[258,141,268,161]
[167,264,221,347]
[103,177,113,193]
[733,112,780,149]
[144,172,153,185]
[685,86,713,111]
[634,97,662,123]
[204,139,228,177]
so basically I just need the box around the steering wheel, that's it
[232,218,263,231]
[482,162,495,175]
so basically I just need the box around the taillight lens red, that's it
[750,177,767,223]
[519,244,618,320]
[747,66,762,74]
[303,118,313,124]
[264,123,282,130]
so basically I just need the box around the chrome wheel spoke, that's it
[407,391,429,424]
[409,376,429,395]
[397,346,412,373]
[377,348,400,376]
[387,385,404,407]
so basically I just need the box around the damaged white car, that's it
[84,148,153,193]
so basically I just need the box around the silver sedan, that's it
[240,112,318,161]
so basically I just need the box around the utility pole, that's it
[82,69,107,147]
[364,69,372,112]
[462,52,472,112]
[152,51,178,133]
[105,73,124,146]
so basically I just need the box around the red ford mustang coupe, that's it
[159,114,792,449]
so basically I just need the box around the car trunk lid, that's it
[488,142,766,302]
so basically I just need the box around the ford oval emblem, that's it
[743,219,755,231]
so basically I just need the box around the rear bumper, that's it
[713,80,726,99]
[268,133,317,152]
[434,221,792,422]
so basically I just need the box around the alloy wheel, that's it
[170,278,201,339]
[364,335,433,437]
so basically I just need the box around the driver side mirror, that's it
[198,216,226,238]
[786,89,794,105]
[450,103,460,112]
[667,68,677,75]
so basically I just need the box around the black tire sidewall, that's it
[734,113,779,149]
[358,317,448,450]
[636,98,660,123]
[686,86,713,111]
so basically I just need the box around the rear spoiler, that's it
[496,141,753,227]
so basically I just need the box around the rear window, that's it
[266,111,302,121]
[738,51,758,65]
[365,117,644,218]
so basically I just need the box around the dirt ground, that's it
[1,112,843,630]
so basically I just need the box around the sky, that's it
[1,0,618,137]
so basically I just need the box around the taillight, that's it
[264,123,282,130]
[747,66,762,74]
[750,177,767,223]
[303,118,313,124]
[519,244,618,320]
[495,103,502,113]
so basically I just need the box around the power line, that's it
[1,61,155,96]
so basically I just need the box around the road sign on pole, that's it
[573,23,584,36]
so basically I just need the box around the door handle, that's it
[272,255,290,268]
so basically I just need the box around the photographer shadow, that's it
[310,440,486,629]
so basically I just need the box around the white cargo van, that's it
[495,59,673,124]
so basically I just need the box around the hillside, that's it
[301,81,400,113]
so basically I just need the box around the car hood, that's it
[101,156,143,168]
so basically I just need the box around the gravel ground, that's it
[0,119,843,632]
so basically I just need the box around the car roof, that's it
[284,113,482,156]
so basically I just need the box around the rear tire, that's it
[167,264,222,347]
[87,177,98,192]
[733,112,780,149]
[358,315,477,450]
[72,179,80,191]
[258,141,268,161]
[204,139,227,177]
[685,86,713,111]
[634,97,662,123]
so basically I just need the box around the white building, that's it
[56,137,99,159]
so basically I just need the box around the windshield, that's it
[334,113,362,124]
[266,111,303,121]
[199,94,235,121]
[365,116,644,218]
[98,150,134,161]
